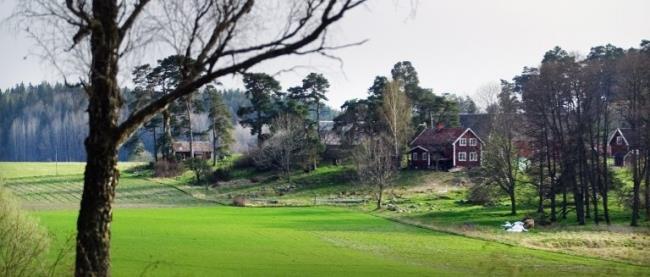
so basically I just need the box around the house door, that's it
[614,153,624,167]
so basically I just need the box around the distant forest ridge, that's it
[0,82,339,161]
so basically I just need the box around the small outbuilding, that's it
[607,128,639,167]
[172,141,213,160]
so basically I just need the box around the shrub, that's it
[467,183,500,206]
[153,160,184,178]
[0,186,51,276]
[185,158,212,185]
[232,195,247,207]
[211,168,233,183]
[233,152,256,169]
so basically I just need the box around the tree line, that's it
[480,41,650,227]
[0,80,337,163]
[0,83,102,162]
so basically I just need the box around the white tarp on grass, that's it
[502,221,528,232]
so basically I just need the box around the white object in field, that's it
[501,221,513,229]
[505,221,528,232]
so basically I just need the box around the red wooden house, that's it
[407,123,483,170]
[607,128,639,167]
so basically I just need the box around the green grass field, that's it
[0,162,205,209]
[36,207,647,276]
[2,162,649,276]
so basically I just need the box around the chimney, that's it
[435,122,445,130]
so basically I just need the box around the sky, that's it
[1,0,649,108]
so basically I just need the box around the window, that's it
[616,136,623,145]
[458,152,466,161]
[423,153,428,161]
[469,138,477,146]
[459,138,467,146]
[469,152,478,161]
[412,152,418,161]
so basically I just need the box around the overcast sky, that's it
[1,0,649,108]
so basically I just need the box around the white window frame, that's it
[616,136,623,145]
[459,138,467,146]
[469,138,477,146]
[412,152,418,161]
[458,152,466,161]
[469,152,477,161]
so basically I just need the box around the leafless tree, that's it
[380,79,412,167]
[353,136,395,210]
[479,81,524,215]
[254,113,307,180]
[12,1,367,275]
[473,82,501,113]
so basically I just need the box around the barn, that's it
[407,123,483,170]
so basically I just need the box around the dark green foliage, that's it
[334,61,461,147]
[446,94,478,114]
[125,136,151,162]
[185,158,212,184]
[204,86,235,166]
[237,73,283,145]
[212,168,233,182]
[288,72,330,129]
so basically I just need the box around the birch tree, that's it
[380,79,412,166]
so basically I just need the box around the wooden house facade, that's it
[172,141,213,160]
[407,123,483,170]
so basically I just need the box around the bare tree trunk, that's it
[186,98,194,159]
[212,128,217,166]
[645,156,650,221]
[541,124,557,222]
[645,160,649,221]
[510,191,516,215]
[538,157,544,213]
[152,125,158,162]
[572,166,586,225]
[631,153,641,227]
[316,102,321,142]
[376,183,384,210]
[162,110,172,160]
[562,182,567,220]
[76,1,121,274]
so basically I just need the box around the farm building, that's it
[607,128,640,167]
[172,141,213,160]
[407,123,483,170]
[319,120,355,165]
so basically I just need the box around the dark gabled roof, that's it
[609,128,640,147]
[172,141,213,153]
[410,128,465,151]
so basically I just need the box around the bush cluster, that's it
[466,183,500,207]
[0,186,51,276]
[153,160,184,178]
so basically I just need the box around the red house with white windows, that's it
[607,128,638,167]
[407,123,483,170]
